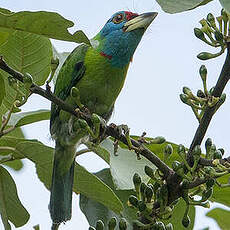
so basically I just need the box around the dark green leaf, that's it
[8,109,50,127]
[0,9,90,45]
[156,0,214,13]
[206,208,230,230]
[0,166,29,227]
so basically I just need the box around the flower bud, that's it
[213,150,222,159]
[197,52,216,60]
[205,138,212,154]
[194,28,205,40]
[151,136,166,144]
[119,218,127,230]
[197,89,205,98]
[214,31,224,43]
[145,185,154,203]
[128,195,139,208]
[182,214,190,228]
[180,94,189,104]
[96,220,104,230]
[207,13,217,28]
[164,144,173,160]
[199,65,207,82]
[144,165,155,179]
[108,217,117,230]
[133,173,141,195]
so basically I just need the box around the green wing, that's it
[50,44,89,132]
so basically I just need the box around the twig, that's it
[188,42,230,165]
[0,56,173,178]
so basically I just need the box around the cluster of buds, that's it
[128,170,173,229]
[180,65,226,122]
[89,217,127,230]
[194,10,230,60]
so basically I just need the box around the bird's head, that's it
[91,11,158,68]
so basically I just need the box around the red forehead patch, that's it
[125,11,138,21]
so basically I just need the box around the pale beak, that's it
[123,12,158,32]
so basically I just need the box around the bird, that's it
[49,10,158,227]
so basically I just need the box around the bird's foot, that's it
[71,87,84,109]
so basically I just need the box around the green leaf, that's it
[101,138,179,190]
[210,174,230,207]
[74,164,123,214]
[156,0,214,13]
[15,141,123,214]
[0,30,52,86]
[86,141,110,164]
[219,0,230,12]
[80,168,136,230]
[0,8,90,45]
[0,73,5,107]
[80,168,195,230]
[206,208,230,230]
[0,165,29,227]
[8,109,50,127]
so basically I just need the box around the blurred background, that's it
[1,0,229,229]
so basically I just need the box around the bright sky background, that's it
[1,0,230,229]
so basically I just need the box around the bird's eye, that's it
[112,13,124,24]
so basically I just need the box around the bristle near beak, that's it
[123,12,158,32]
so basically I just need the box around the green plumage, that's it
[49,10,157,226]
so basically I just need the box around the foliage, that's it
[0,3,230,230]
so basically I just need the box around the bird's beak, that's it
[123,12,158,32]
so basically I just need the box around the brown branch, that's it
[0,56,173,178]
[188,42,230,166]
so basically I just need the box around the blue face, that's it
[97,11,145,68]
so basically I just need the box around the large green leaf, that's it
[0,8,90,45]
[206,208,230,230]
[8,109,50,127]
[156,0,214,13]
[219,0,230,12]
[210,174,230,207]
[101,138,179,190]
[0,166,29,227]
[80,168,195,230]
[15,141,123,214]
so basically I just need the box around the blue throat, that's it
[96,28,144,68]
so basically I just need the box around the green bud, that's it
[145,185,153,203]
[91,114,100,125]
[133,173,141,195]
[194,28,205,40]
[164,144,173,160]
[23,73,33,88]
[71,87,80,98]
[172,161,182,172]
[151,136,166,144]
[218,148,225,156]
[144,165,155,179]
[183,87,192,96]
[207,13,216,28]
[156,222,166,230]
[214,31,224,43]
[181,179,190,189]
[153,181,161,195]
[199,65,207,81]
[77,119,88,129]
[182,214,190,228]
[166,223,173,230]
[216,16,223,32]
[108,217,117,230]
[140,182,147,201]
[205,138,212,155]
[89,227,96,230]
[201,188,213,201]
[221,9,228,22]
[206,178,215,188]
[198,52,217,60]
[96,220,104,230]
[128,195,139,208]
[138,200,146,212]
[180,94,189,104]
[213,150,222,159]
[197,90,206,98]
[209,87,215,95]
[119,218,127,230]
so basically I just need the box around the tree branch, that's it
[0,56,173,178]
[188,42,230,165]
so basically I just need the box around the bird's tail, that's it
[49,140,75,224]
